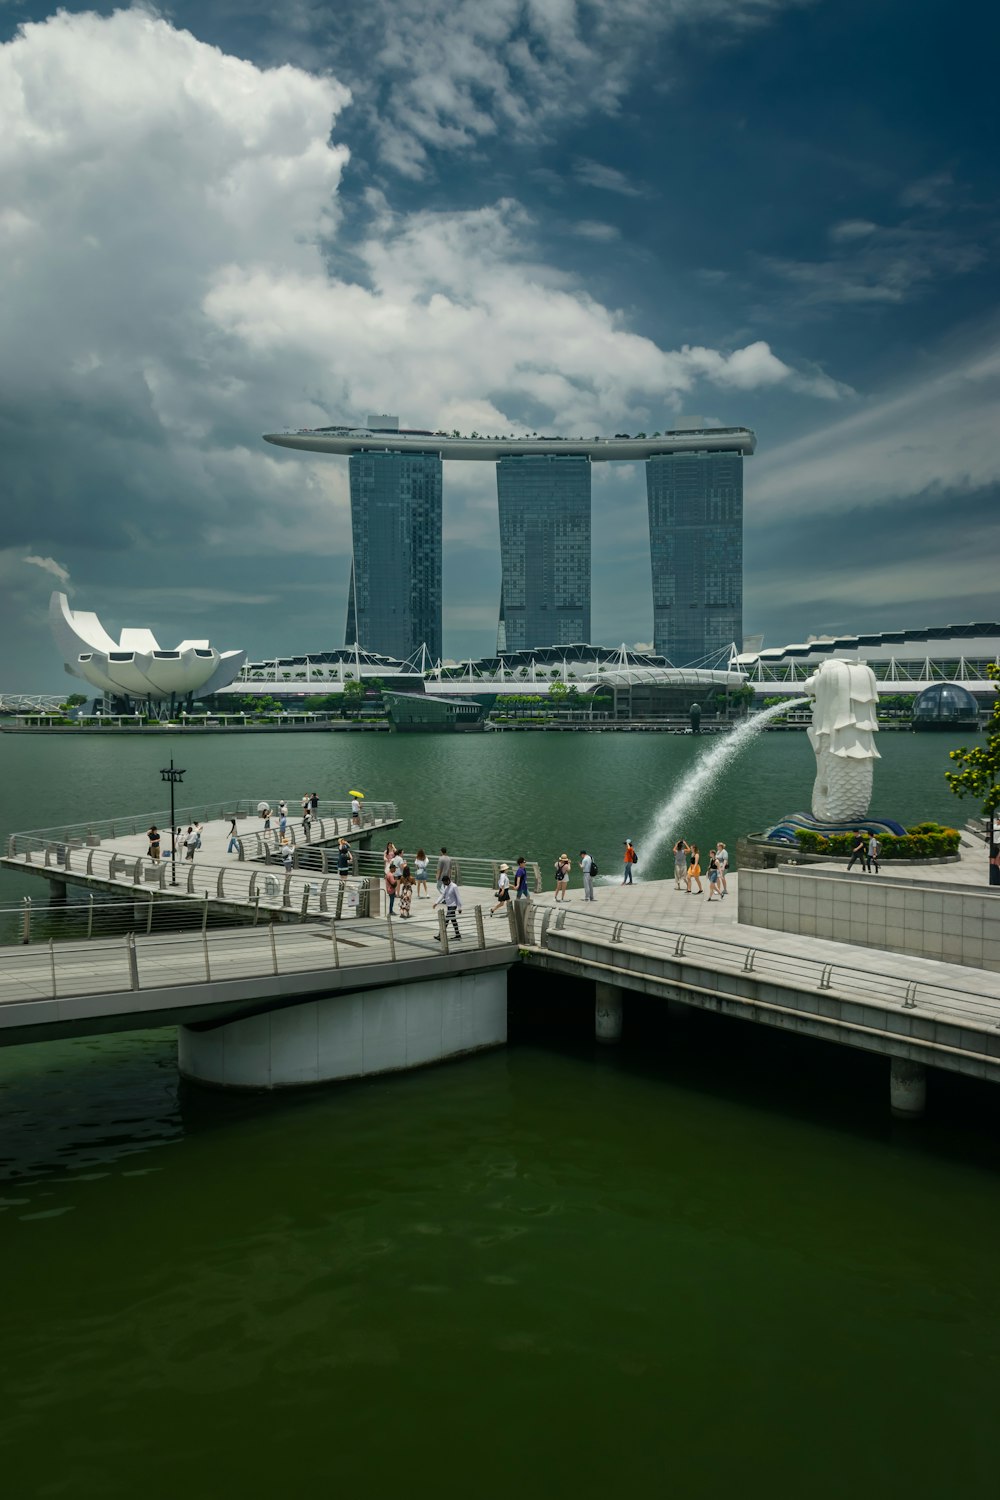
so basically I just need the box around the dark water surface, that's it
[1,730,996,1497]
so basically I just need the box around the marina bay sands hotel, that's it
[263,419,756,666]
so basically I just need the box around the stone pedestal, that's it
[178,969,508,1089]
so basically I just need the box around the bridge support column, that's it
[595,981,622,1044]
[889,1058,926,1119]
[48,879,67,902]
[178,969,509,1089]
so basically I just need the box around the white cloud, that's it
[572,220,622,242]
[24,555,71,585]
[573,159,643,197]
[750,334,1000,518]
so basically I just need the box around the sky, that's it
[1,0,998,689]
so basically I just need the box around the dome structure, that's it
[911,682,980,731]
[49,592,245,702]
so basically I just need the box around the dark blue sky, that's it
[2,0,997,685]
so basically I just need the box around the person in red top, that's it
[622,840,637,885]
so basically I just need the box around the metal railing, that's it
[249,840,543,893]
[0,903,516,1004]
[523,905,1000,1033]
[5,797,397,849]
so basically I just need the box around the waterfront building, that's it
[496,455,591,652]
[738,623,1000,701]
[346,442,442,661]
[646,449,744,666]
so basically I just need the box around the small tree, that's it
[945,662,999,879]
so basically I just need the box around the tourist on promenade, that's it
[673,838,689,890]
[302,810,312,843]
[436,848,452,894]
[282,845,293,875]
[491,863,511,916]
[278,800,288,820]
[337,838,354,876]
[310,791,319,817]
[554,853,571,900]
[398,856,413,918]
[847,832,868,873]
[706,848,720,900]
[226,817,240,855]
[147,825,160,862]
[867,833,881,874]
[622,839,637,885]
[433,875,462,941]
[384,862,398,916]
[261,806,271,832]
[193,821,203,851]
[686,845,703,894]
[184,826,198,861]
[278,805,287,837]
[579,849,595,902]
[301,794,310,817]
[716,841,729,897]
[515,857,530,899]
[351,797,361,827]
[414,849,429,898]
[173,826,183,859]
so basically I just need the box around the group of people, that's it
[146,823,202,862]
[672,839,729,899]
[847,832,882,874]
[380,843,466,938]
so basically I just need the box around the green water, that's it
[2,730,997,1498]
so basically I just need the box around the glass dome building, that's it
[911,682,980,731]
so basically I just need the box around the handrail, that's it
[0,905,512,1003]
[524,905,1000,1028]
[5,797,397,847]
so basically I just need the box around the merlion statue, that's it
[804,660,880,822]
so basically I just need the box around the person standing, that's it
[622,839,637,885]
[226,818,240,855]
[686,844,703,894]
[310,791,319,817]
[436,848,452,894]
[351,797,361,827]
[302,810,312,843]
[336,838,354,877]
[491,863,511,916]
[672,838,689,890]
[715,840,729,898]
[579,849,595,901]
[278,805,287,838]
[193,820,203,851]
[384,862,398,916]
[281,845,294,877]
[261,806,271,832]
[867,833,881,874]
[414,849,429,898]
[301,794,310,818]
[184,825,198,861]
[706,847,720,900]
[514,857,530,900]
[433,875,462,941]
[398,857,413,918]
[847,832,867,873]
[554,853,571,900]
[147,825,161,862]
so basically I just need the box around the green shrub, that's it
[794,822,960,859]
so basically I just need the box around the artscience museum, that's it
[50,592,246,707]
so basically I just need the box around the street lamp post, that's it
[159,758,186,887]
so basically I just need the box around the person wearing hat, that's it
[622,839,637,885]
[553,852,571,900]
[490,863,511,916]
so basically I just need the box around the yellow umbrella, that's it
[349,789,365,799]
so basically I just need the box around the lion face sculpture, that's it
[804,660,880,823]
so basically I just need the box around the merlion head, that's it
[806,658,880,760]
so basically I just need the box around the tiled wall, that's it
[738,869,1000,972]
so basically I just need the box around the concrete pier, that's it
[595,981,623,1043]
[178,969,508,1088]
[890,1058,927,1118]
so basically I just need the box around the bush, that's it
[794,822,960,859]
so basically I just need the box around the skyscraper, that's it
[496,455,591,652]
[345,449,443,660]
[645,449,743,665]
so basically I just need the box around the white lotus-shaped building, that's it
[50,592,246,702]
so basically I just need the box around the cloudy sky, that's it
[2,0,997,687]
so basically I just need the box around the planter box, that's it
[144,866,162,883]
[86,835,101,847]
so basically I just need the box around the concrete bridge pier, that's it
[178,969,509,1089]
[595,981,623,1044]
[890,1057,927,1118]
[48,879,67,902]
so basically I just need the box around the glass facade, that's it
[646,451,743,666]
[345,451,443,661]
[496,456,591,652]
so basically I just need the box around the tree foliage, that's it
[945,663,999,818]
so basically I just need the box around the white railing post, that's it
[126,933,140,991]
[386,915,396,960]
[49,938,57,997]
[20,897,31,945]
[437,906,449,954]
[203,928,211,981]
[329,918,340,968]
[269,920,278,976]
[474,905,486,949]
